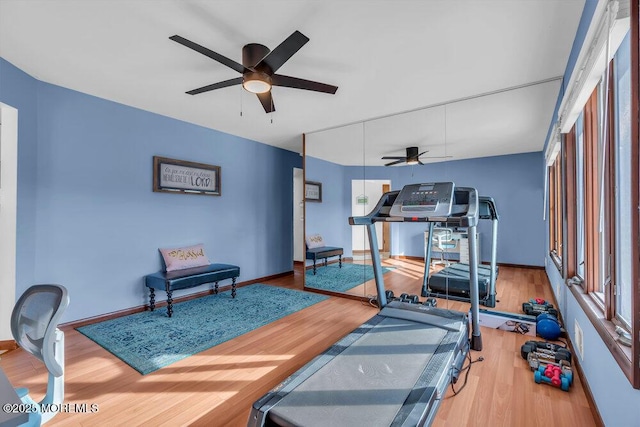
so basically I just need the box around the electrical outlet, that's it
[574,319,584,361]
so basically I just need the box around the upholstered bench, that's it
[145,263,240,317]
[305,247,343,275]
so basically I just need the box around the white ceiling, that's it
[0,0,584,164]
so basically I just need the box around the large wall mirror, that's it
[303,105,453,300]
[302,79,560,301]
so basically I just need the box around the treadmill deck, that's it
[427,262,497,300]
[249,301,469,427]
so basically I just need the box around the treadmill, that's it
[248,182,482,427]
[422,196,499,307]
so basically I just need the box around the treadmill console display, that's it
[389,182,455,218]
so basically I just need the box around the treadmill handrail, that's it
[349,190,401,225]
[478,196,499,221]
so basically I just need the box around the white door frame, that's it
[0,103,18,341]
[293,168,304,262]
[351,179,391,252]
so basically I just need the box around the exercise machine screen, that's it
[389,182,454,218]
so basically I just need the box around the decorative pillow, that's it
[159,244,210,272]
[306,234,325,249]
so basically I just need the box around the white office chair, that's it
[431,228,457,267]
[11,284,69,426]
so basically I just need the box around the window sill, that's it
[568,282,636,387]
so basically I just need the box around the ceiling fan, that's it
[382,147,452,166]
[169,30,338,113]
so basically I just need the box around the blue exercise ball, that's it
[537,313,562,340]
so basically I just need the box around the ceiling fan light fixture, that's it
[170,31,337,112]
[406,159,419,165]
[242,72,272,94]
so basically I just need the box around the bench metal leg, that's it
[214,281,219,294]
[339,255,342,268]
[231,277,237,298]
[313,260,317,275]
[324,258,328,267]
[149,288,155,311]
[166,290,173,318]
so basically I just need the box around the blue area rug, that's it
[305,263,394,293]
[77,284,328,375]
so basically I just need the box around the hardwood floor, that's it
[0,264,599,426]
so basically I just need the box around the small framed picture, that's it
[153,156,221,196]
[305,181,322,202]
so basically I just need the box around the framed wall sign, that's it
[356,194,369,205]
[305,181,322,202]
[153,156,221,196]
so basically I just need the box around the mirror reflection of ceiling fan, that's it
[382,147,452,166]
[169,30,338,113]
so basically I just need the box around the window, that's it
[575,113,585,279]
[570,79,613,309]
[559,23,639,387]
[613,32,632,329]
[582,87,603,299]
[548,154,562,269]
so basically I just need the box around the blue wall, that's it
[0,57,301,322]
[307,151,545,266]
[305,156,352,259]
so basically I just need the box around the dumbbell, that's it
[408,294,420,304]
[520,340,572,364]
[399,293,420,304]
[544,364,562,386]
[534,362,573,391]
[423,298,437,307]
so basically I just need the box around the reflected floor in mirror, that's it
[349,257,432,301]
[304,262,395,294]
[308,258,555,316]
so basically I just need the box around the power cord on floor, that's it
[450,353,484,396]
[364,295,379,308]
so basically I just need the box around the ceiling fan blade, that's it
[186,77,243,95]
[255,31,309,74]
[272,74,338,94]
[422,155,454,159]
[170,35,249,74]
[417,151,429,157]
[418,160,424,165]
[384,159,405,167]
[381,156,407,160]
[256,91,275,113]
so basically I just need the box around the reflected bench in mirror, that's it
[305,234,343,275]
[306,247,343,275]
